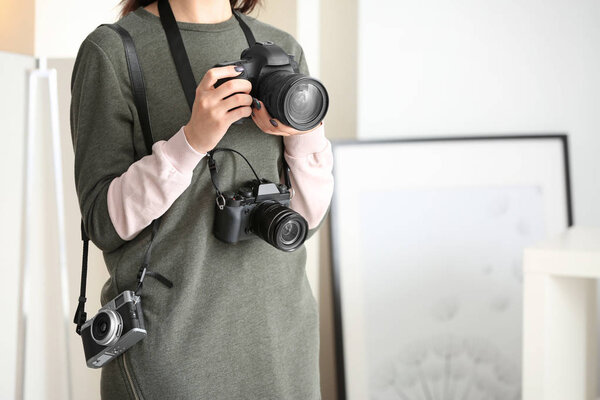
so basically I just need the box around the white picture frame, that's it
[330,135,572,400]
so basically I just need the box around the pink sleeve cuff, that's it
[282,123,334,230]
[283,123,327,158]
[162,125,206,173]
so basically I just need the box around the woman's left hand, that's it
[250,98,322,136]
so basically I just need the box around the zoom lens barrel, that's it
[258,71,329,131]
[252,201,308,251]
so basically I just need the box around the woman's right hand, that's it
[183,65,253,154]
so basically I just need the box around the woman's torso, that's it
[88,7,319,399]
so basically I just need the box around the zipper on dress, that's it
[122,353,141,400]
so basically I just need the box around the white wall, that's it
[297,0,321,78]
[0,51,35,400]
[357,0,600,227]
[34,0,120,58]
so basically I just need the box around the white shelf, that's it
[523,226,600,400]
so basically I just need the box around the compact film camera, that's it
[213,177,308,252]
[214,41,329,131]
[80,290,146,368]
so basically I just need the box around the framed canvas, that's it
[329,135,572,400]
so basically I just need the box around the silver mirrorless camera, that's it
[80,290,146,368]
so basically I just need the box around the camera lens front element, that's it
[91,309,123,347]
[280,220,302,245]
[252,201,308,251]
[286,81,325,127]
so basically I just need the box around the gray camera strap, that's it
[74,22,173,335]
[157,0,293,191]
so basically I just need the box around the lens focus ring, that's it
[251,201,308,251]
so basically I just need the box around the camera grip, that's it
[212,61,251,124]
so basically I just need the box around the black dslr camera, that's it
[214,41,329,131]
[80,290,146,368]
[213,177,308,252]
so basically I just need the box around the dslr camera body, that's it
[214,41,328,131]
[80,290,146,368]
[213,177,308,252]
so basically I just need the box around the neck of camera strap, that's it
[74,22,173,335]
[157,0,293,191]
[158,0,255,111]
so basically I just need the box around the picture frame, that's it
[329,135,573,400]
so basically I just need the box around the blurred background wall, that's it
[356,0,600,227]
[3,0,600,399]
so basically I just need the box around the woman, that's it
[69,0,334,398]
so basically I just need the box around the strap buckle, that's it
[207,153,217,171]
[73,303,87,335]
[135,264,174,295]
[216,194,226,210]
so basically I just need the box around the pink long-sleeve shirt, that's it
[107,124,334,241]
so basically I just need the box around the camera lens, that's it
[91,309,122,346]
[252,201,308,251]
[257,71,328,131]
[286,81,324,127]
[280,220,302,245]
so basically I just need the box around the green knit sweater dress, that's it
[70,7,328,399]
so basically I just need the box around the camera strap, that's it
[206,147,262,209]
[156,0,293,192]
[135,218,173,296]
[74,23,173,335]
[74,222,89,335]
[158,0,255,112]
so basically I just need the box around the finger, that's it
[226,105,253,124]
[251,101,277,133]
[250,105,277,134]
[198,65,244,91]
[252,112,291,136]
[251,99,272,121]
[251,100,295,135]
[251,112,276,134]
[215,79,252,100]
[268,118,298,135]
[221,93,253,112]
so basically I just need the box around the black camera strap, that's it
[135,218,173,295]
[206,147,262,209]
[158,0,255,111]
[101,23,155,155]
[74,221,89,335]
[74,23,173,335]
[156,0,293,192]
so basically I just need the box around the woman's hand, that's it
[184,66,253,153]
[250,98,322,137]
